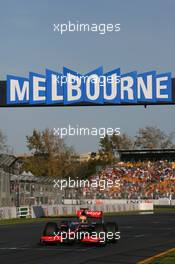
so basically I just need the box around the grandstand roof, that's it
[0,154,16,167]
[118,149,175,162]
[10,172,53,183]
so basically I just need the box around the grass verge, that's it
[138,248,175,264]
[150,252,175,264]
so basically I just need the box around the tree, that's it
[0,130,6,153]
[99,133,134,164]
[24,129,76,177]
[111,133,134,150]
[135,126,175,149]
[99,135,115,164]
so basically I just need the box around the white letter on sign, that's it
[156,76,169,99]
[86,74,100,101]
[67,73,81,102]
[120,76,134,100]
[33,76,46,102]
[10,80,29,102]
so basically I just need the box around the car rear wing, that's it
[76,209,103,218]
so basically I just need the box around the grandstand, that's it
[10,171,60,206]
[0,169,10,206]
[82,150,175,200]
[1,151,175,205]
[0,154,16,207]
[0,154,23,206]
[0,154,63,206]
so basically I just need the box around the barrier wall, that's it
[31,202,153,218]
[0,207,16,219]
[0,200,155,219]
[64,199,155,205]
[78,198,172,206]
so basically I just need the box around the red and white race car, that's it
[40,208,119,246]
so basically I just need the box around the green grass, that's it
[151,253,175,264]
[154,207,175,213]
[0,217,57,225]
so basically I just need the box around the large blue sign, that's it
[5,67,173,105]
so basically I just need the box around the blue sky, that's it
[0,0,175,154]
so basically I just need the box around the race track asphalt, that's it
[0,211,175,264]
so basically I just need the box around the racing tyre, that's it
[39,239,47,246]
[105,222,118,243]
[94,223,107,247]
[43,222,58,236]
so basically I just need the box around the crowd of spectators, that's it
[84,160,175,199]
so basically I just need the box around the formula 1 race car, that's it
[40,208,119,246]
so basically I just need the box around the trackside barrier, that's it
[31,202,153,218]
[0,207,16,219]
[0,201,154,219]
[17,207,32,218]
[64,198,174,206]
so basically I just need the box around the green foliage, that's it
[22,126,175,177]
[135,126,175,149]
[23,129,106,178]
[99,127,175,164]
[24,129,76,177]
[99,133,134,164]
